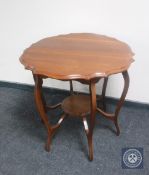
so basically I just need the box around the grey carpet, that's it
[0,86,149,175]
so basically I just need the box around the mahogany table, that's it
[20,33,134,161]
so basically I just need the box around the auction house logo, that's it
[122,148,143,169]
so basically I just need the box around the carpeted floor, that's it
[0,86,149,175]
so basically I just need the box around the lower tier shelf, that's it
[61,95,91,117]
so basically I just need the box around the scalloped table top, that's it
[20,33,134,80]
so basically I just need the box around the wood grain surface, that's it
[20,33,134,80]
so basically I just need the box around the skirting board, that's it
[0,80,149,109]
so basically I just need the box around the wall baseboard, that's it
[0,80,149,109]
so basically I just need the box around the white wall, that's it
[0,0,149,103]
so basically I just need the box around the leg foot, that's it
[45,132,52,152]
[88,134,93,161]
[114,119,120,136]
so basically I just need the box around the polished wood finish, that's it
[20,33,134,161]
[101,77,108,111]
[88,80,97,160]
[20,33,134,80]
[62,95,90,117]
[96,71,129,136]
[69,80,74,95]
[34,75,66,151]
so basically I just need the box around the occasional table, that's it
[20,33,134,160]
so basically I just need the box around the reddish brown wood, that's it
[61,95,91,117]
[34,75,66,151]
[69,80,74,95]
[20,33,134,80]
[20,33,134,161]
[102,77,108,111]
[88,80,97,160]
[96,71,129,136]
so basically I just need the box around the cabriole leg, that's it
[34,74,65,152]
[102,77,108,111]
[114,71,129,135]
[96,71,129,136]
[88,80,97,161]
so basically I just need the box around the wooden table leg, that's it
[114,71,129,135]
[96,71,129,136]
[69,80,74,95]
[88,80,97,161]
[33,74,47,123]
[102,77,108,111]
[34,74,65,152]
